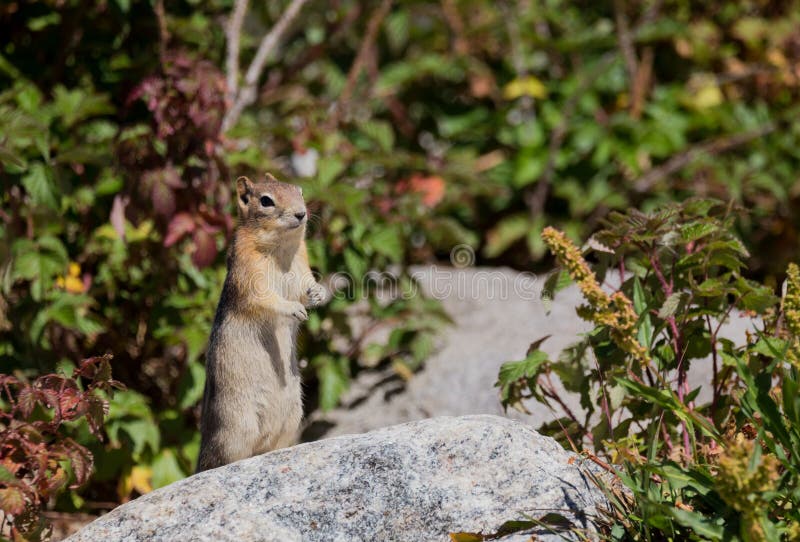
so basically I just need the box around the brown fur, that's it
[196,174,328,472]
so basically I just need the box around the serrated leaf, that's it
[680,221,718,242]
[63,440,94,487]
[497,350,549,386]
[0,486,27,516]
[21,161,58,209]
[585,235,614,254]
[658,292,682,319]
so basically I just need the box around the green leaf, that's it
[542,270,572,307]
[316,156,346,187]
[751,337,788,359]
[658,292,682,319]
[177,360,206,410]
[736,278,778,313]
[343,248,367,280]
[316,355,350,411]
[51,85,114,128]
[360,120,395,152]
[483,214,530,258]
[0,143,26,168]
[668,508,724,539]
[21,161,58,209]
[151,448,186,489]
[369,225,404,262]
[12,236,68,300]
[497,350,549,385]
[633,277,653,349]
[696,277,729,297]
[0,465,16,483]
[679,222,718,242]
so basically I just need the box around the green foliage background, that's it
[2,0,800,520]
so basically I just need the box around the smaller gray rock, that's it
[69,416,611,542]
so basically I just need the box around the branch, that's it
[328,0,393,129]
[613,0,638,86]
[154,0,170,65]
[632,123,776,193]
[222,0,310,133]
[225,0,250,103]
[258,4,363,103]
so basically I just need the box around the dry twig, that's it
[225,0,250,103]
[327,0,393,129]
[153,0,170,65]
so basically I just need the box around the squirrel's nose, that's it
[294,211,306,221]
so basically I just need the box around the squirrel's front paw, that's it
[306,283,329,307]
[280,301,308,322]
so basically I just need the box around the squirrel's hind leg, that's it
[196,412,261,472]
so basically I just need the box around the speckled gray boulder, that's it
[68,416,609,542]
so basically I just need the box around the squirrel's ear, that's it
[236,176,253,215]
[264,172,278,182]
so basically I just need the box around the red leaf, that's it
[164,213,195,247]
[63,441,93,487]
[84,395,109,438]
[16,386,38,418]
[151,180,176,217]
[74,354,112,380]
[191,228,217,268]
[160,166,185,189]
[57,387,87,421]
[110,194,129,241]
[41,463,69,496]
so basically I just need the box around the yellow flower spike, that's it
[542,227,609,308]
[782,263,800,367]
[715,438,780,541]
[503,75,547,100]
[782,263,800,336]
[68,262,81,277]
[542,227,650,365]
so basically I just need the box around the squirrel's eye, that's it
[260,195,275,207]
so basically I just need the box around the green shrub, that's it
[495,201,799,540]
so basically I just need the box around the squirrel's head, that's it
[236,174,307,238]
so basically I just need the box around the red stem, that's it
[648,247,692,458]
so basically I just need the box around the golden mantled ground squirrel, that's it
[196,174,328,472]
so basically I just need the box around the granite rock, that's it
[68,416,610,542]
